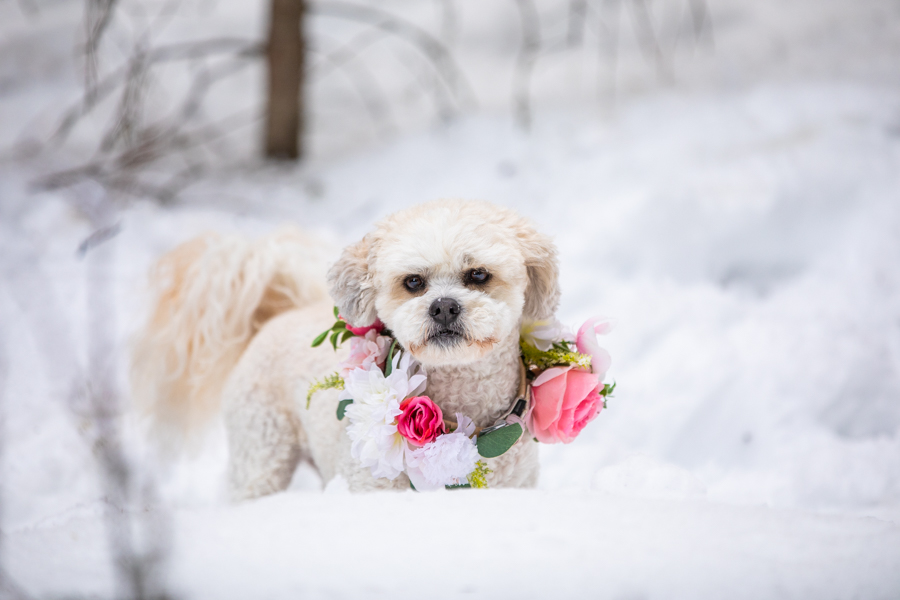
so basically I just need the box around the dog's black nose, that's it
[429,297,461,326]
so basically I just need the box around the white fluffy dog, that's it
[132,200,560,499]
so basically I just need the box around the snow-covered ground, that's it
[2,0,900,598]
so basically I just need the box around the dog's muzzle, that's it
[427,297,464,346]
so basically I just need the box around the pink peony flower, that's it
[576,317,612,381]
[396,396,446,447]
[337,330,390,377]
[527,366,603,444]
[341,315,385,336]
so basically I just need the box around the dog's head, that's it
[327,200,559,366]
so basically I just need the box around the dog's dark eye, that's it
[404,275,425,292]
[466,268,491,285]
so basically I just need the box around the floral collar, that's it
[309,308,615,490]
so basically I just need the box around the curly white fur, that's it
[132,200,560,499]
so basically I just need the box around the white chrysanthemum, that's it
[406,413,479,490]
[520,318,571,351]
[344,351,427,480]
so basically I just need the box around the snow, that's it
[2,0,900,597]
[9,488,900,599]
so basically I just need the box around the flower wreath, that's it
[308,307,615,491]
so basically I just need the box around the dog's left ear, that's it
[327,235,378,327]
[518,225,561,321]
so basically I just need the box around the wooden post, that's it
[265,0,304,159]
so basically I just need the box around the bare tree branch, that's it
[83,219,168,600]
[436,0,458,46]
[629,0,673,83]
[307,27,386,77]
[309,41,397,136]
[44,38,261,147]
[309,1,475,111]
[0,310,36,600]
[84,0,120,101]
[101,45,151,153]
[567,0,587,47]
[512,0,540,130]
[592,0,623,108]
[688,0,714,50]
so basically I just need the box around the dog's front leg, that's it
[484,436,540,488]
[337,458,412,492]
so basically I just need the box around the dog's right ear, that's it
[518,227,561,322]
[326,235,378,327]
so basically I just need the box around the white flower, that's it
[343,350,427,480]
[406,413,479,490]
[520,318,571,351]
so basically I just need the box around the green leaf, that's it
[330,331,340,350]
[341,330,354,343]
[445,483,471,490]
[311,329,330,347]
[336,399,353,420]
[383,339,398,376]
[333,305,340,318]
[476,423,523,458]
[332,320,347,331]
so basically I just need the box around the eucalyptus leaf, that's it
[330,331,340,349]
[340,330,354,343]
[336,399,353,420]
[384,339,398,376]
[311,330,329,347]
[476,423,522,458]
[333,305,340,318]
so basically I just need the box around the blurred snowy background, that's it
[1,0,900,598]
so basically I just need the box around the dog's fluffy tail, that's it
[131,228,328,448]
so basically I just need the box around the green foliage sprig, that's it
[520,338,617,409]
[519,339,592,372]
[306,372,344,408]
[467,460,492,489]
[600,381,616,408]
[311,306,354,349]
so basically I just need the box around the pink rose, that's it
[527,367,603,444]
[337,330,390,377]
[340,315,385,336]
[576,317,612,381]
[397,396,446,447]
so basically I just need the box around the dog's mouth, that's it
[409,323,497,362]
[427,326,465,347]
